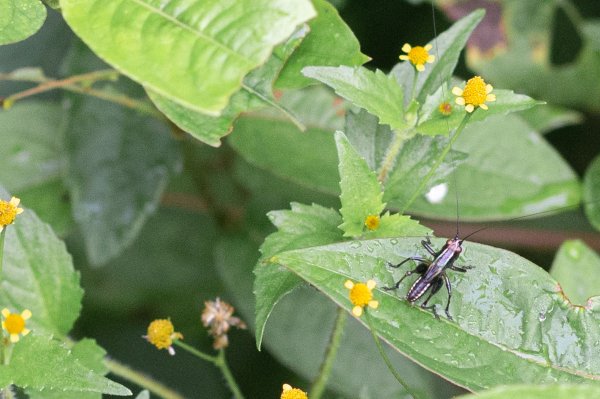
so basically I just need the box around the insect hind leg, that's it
[420,277,444,319]
[383,262,428,291]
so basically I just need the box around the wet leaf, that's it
[0,0,46,45]
[583,155,600,231]
[456,384,600,399]
[550,240,600,306]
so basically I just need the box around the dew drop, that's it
[390,238,398,245]
[350,241,361,249]
[538,312,546,322]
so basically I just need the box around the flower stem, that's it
[400,112,472,213]
[309,307,348,399]
[410,71,418,102]
[173,340,216,363]
[364,311,424,399]
[377,128,415,183]
[104,358,185,399]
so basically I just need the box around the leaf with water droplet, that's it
[550,240,600,305]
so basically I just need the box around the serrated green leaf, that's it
[550,240,600,306]
[0,335,130,396]
[583,155,600,231]
[276,0,369,89]
[409,114,581,220]
[336,131,385,237]
[60,0,316,114]
[344,109,394,172]
[457,384,600,399]
[302,66,407,131]
[417,86,542,136]
[63,42,182,265]
[0,0,46,45]
[255,203,343,349]
[270,237,600,390]
[391,9,484,105]
[0,187,82,337]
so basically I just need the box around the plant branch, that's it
[215,349,246,399]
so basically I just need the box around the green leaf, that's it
[582,20,600,51]
[417,86,542,136]
[63,42,182,265]
[0,189,82,337]
[336,131,385,237]
[0,0,46,45]
[408,114,581,220]
[583,155,600,231]
[270,237,600,390]
[255,203,343,349]
[135,391,150,399]
[391,9,485,104]
[302,66,407,131]
[550,240,600,306]
[60,0,316,114]
[518,104,582,134]
[0,334,130,396]
[275,0,369,89]
[456,384,600,399]
[17,179,74,237]
[344,109,394,172]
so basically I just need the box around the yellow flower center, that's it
[349,283,373,307]
[408,46,430,65]
[0,200,18,226]
[281,384,308,399]
[4,313,25,335]
[438,102,452,116]
[364,215,380,231]
[461,76,488,106]
[146,319,180,350]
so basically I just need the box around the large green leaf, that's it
[344,109,394,172]
[0,335,130,396]
[550,240,600,306]
[60,0,316,114]
[0,0,46,45]
[0,189,82,337]
[457,384,600,399]
[302,66,407,131]
[391,9,484,105]
[63,42,182,265]
[518,105,582,135]
[408,114,581,220]
[269,237,600,390]
[275,0,369,89]
[583,155,600,231]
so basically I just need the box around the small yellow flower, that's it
[344,280,379,317]
[399,43,435,72]
[452,76,496,113]
[364,215,380,231]
[438,102,452,116]
[281,383,308,399]
[2,308,31,343]
[0,197,24,232]
[144,319,183,355]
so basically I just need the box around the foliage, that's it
[0,0,599,398]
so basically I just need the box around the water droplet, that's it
[350,241,361,249]
[538,312,546,322]
[390,238,398,245]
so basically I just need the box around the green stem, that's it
[309,308,348,399]
[215,349,245,399]
[364,311,424,399]
[400,112,472,213]
[410,71,418,102]
[173,340,217,363]
[104,358,186,399]
[377,128,415,183]
[241,84,306,131]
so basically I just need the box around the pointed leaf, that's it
[270,237,600,390]
[392,9,485,104]
[583,154,600,231]
[344,109,394,171]
[550,240,600,306]
[302,66,406,130]
[60,0,316,114]
[0,0,46,45]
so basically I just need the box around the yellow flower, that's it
[364,215,380,231]
[344,280,379,317]
[2,308,31,343]
[0,197,24,232]
[452,76,496,113]
[281,384,308,399]
[399,43,435,72]
[438,102,452,116]
[144,319,183,355]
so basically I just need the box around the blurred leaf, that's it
[392,9,485,105]
[582,20,600,51]
[270,237,600,390]
[0,187,82,337]
[62,42,182,265]
[0,335,130,396]
[584,155,600,231]
[60,0,316,114]
[276,0,369,89]
[456,384,600,399]
[409,114,581,220]
[17,180,73,237]
[550,240,600,305]
[255,203,343,349]
[0,0,46,45]
[518,105,583,134]
[43,0,60,8]
[302,66,407,130]
[135,391,150,399]
[417,87,542,136]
